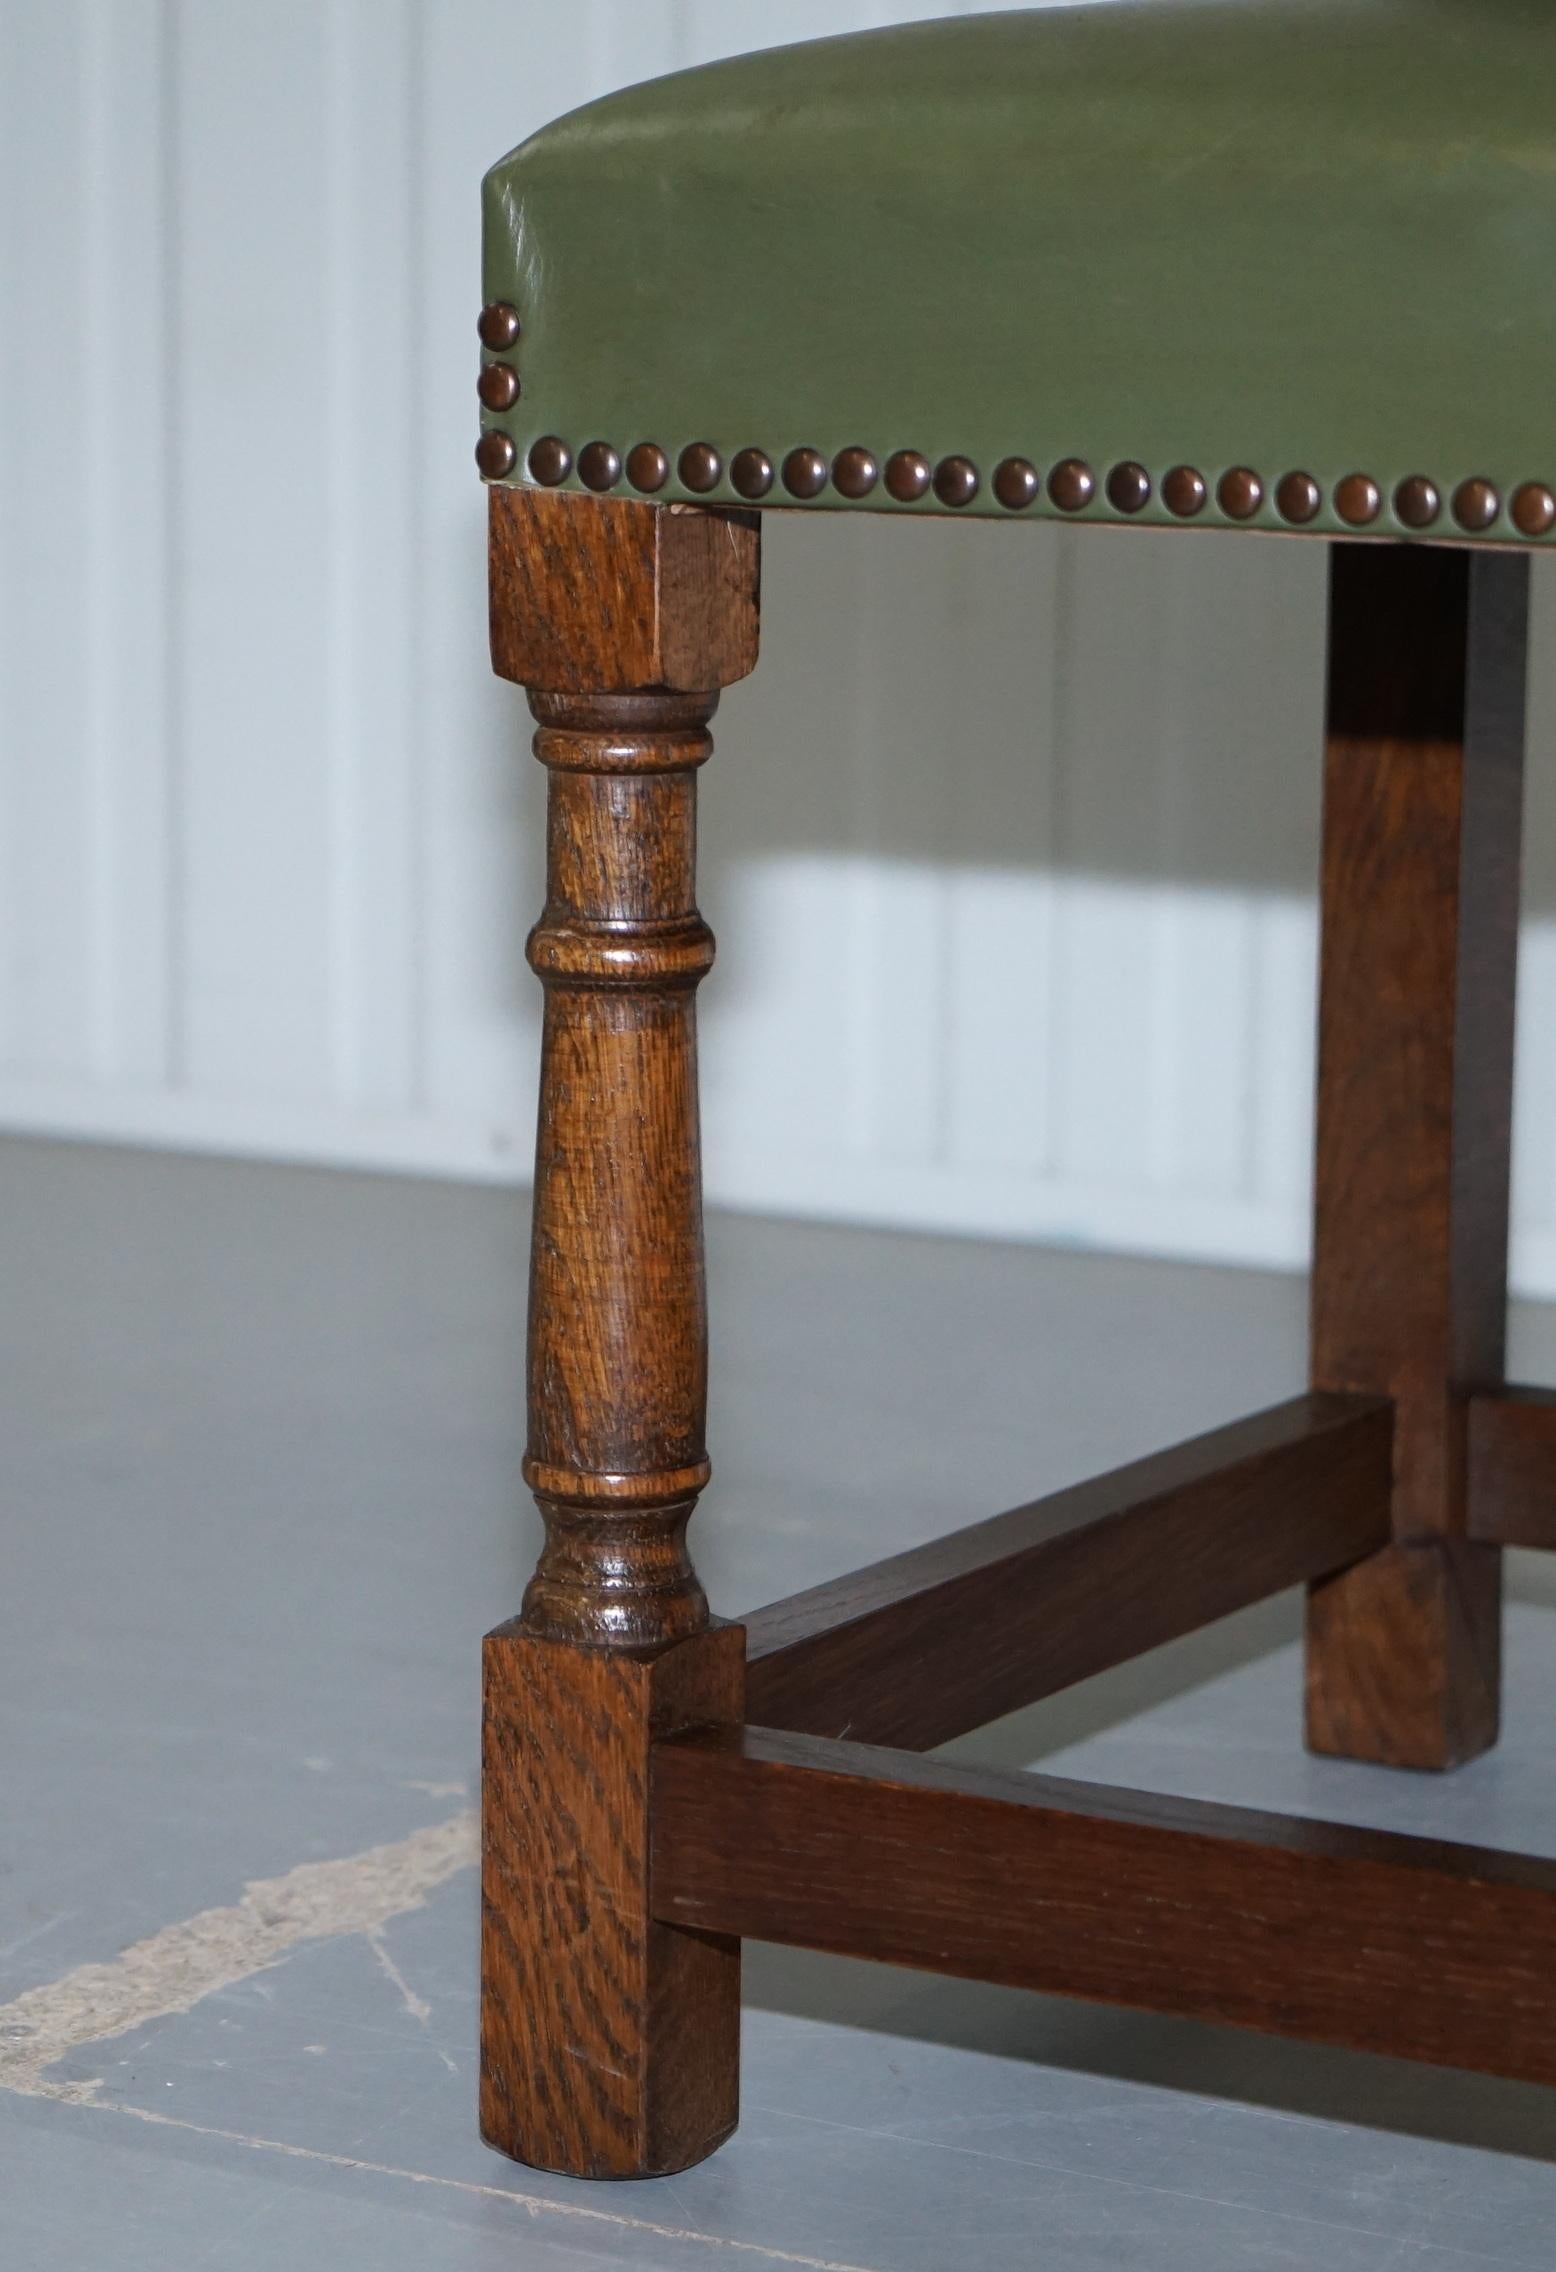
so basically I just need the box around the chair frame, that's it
[478,478,1556,2182]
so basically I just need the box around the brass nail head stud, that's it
[678,442,722,493]
[993,457,1039,510]
[884,449,931,502]
[832,446,879,499]
[1105,461,1150,514]
[626,442,669,493]
[1162,465,1207,518]
[477,363,520,412]
[933,455,980,508]
[1049,457,1095,513]
[1512,481,1556,538]
[1276,471,1321,525]
[1218,466,1264,521]
[782,447,829,499]
[1334,473,1381,527]
[1394,475,1442,529]
[475,430,516,480]
[1453,477,1501,532]
[578,441,622,492]
[478,302,521,351]
[731,447,774,499]
[527,435,571,486]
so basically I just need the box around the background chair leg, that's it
[1306,542,1529,1771]
[479,487,759,2176]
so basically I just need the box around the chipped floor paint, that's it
[0,1810,477,2102]
[0,1807,890,2270]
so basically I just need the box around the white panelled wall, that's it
[7,0,1556,1288]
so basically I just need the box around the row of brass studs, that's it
[473,318,1556,534]
[495,434,1556,537]
[476,304,522,473]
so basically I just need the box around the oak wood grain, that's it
[522,685,722,1648]
[482,1622,743,2177]
[745,1395,1392,1748]
[653,1723,1556,2085]
[490,485,759,694]
[1306,543,1528,1769]
[479,487,1555,2171]
[482,487,761,2178]
[1468,1386,1556,1547]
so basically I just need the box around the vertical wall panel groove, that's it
[3,0,95,1077]
[175,0,341,1100]
[402,0,433,1117]
[0,0,16,1069]
[80,0,175,1090]
[160,0,188,1090]
[943,522,1064,1187]
[321,0,421,1116]
[81,0,119,1078]
[323,0,365,1109]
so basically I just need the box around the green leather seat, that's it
[478,1,1556,543]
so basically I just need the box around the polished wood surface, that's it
[489,484,759,694]
[1468,1386,1556,1547]
[501,485,759,1651]
[482,489,1555,2178]
[483,1622,744,2177]
[1306,543,1528,1770]
[746,1395,1392,1748]
[653,1723,1556,2086]
[481,485,760,2179]
[521,684,721,1649]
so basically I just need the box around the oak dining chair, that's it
[473,2,1556,2181]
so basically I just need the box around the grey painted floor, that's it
[5,1136,1556,2269]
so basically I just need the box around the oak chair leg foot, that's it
[1306,1539,1502,1772]
[481,1621,744,2177]
[478,484,760,2179]
[1305,543,1528,1771]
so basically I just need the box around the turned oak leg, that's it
[1306,543,1529,1770]
[480,486,760,2177]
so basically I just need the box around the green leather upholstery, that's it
[480,2,1556,543]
